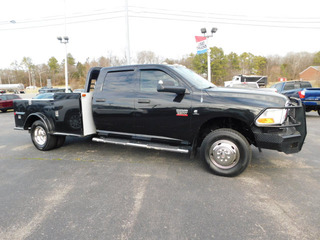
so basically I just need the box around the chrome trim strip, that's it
[92,137,189,154]
[53,132,83,137]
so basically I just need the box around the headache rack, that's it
[283,97,305,129]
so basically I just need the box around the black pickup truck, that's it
[14,64,307,177]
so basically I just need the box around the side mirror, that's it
[157,80,186,95]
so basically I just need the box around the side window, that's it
[271,83,282,92]
[283,82,294,91]
[275,84,283,92]
[301,82,312,88]
[140,70,179,92]
[102,70,135,92]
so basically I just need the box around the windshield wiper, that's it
[203,86,215,90]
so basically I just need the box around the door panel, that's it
[92,69,136,134]
[134,69,192,142]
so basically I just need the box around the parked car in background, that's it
[270,80,320,115]
[33,93,55,99]
[226,82,277,92]
[224,75,268,87]
[0,94,21,112]
[226,82,259,89]
[38,87,72,94]
[73,89,84,93]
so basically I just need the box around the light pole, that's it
[201,27,218,82]
[125,0,131,65]
[38,71,46,88]
[57,36,69,92]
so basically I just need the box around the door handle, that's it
[96,98,106,102]
[138,99,150,104]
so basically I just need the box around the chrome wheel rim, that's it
[34,126,47,146]
[209,140,240,169]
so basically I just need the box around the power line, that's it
[0,14,124,31]
[1,6,320,32]
[0,10,125,26]
[129,14,320,29]
[130,8,320,24]
[130,5,320,21]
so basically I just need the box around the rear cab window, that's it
[300,82,312,88]
[283,82,295,91]
[102,70,136,92]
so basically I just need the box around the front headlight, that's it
[255,108,288,126]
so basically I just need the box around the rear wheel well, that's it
[24,114,52,132]
[195,117,255,148]
[25,115,41,130]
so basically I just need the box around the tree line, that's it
[1,49,320,89]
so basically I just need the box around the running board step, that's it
[92,137,190,154]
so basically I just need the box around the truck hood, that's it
[206,87,288,107]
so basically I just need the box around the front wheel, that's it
[31,120,57,151]
[200,129,251,177]
[318,110,320,116]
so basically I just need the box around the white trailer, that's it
[0,84,25,93]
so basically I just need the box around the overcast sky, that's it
[1,0,320,68]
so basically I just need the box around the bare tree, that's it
[282,52,313,80]
[136,51,162,64]
[21,57,34,87]
[35,64,49,87]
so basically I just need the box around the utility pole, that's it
[201,27,218,82]
[56,0,70,93]
[57,36,69,92]
[125,0,131,65]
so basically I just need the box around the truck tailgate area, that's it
[14,93,84,135]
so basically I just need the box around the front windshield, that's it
[169,65,216,89]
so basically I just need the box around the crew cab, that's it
[271,80,320,115]
[13,64,307,177]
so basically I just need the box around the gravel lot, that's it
[0,109,319,240]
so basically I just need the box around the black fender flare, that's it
[24,113,54,133]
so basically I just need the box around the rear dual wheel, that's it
[30,120,65,150]
[200,129,251,177]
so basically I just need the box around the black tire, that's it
[1,109,7,112]
[55,135,66,148]
[318,110,320,116]
[200,128,251,177]
[30,120,57,151]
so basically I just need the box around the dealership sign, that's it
[195,36,207,54]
